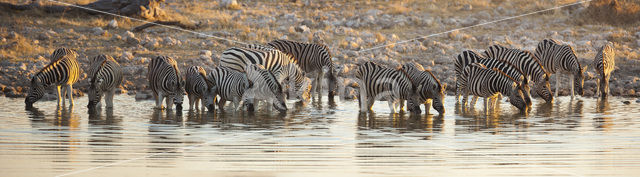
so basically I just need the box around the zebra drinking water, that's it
[462,63,529,113]
[147,56,185,111]
[593,42,616,98]
[242,64,288,113]
[534,39,588,98]
[202,66,251,112]
[401,62,446,115]
[185,66,208,111]
[355,61,422,114]
[25,52,80,107]
[87,55,123,109]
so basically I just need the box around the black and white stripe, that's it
[267,40,338,98]
[484,44,553,103]
[355,61,422,114]
[203,66,251,112]
[185,66,208,111]
[49,47,78,62]
[455,51,532,106]
[534,39,587,98]
[462,63,528,112]
[402,63,446,114]
[593,42,615,98]
[242,64,288,112]
[25,53,80,107]
[220,47,310,101]
[87,55,123,109]
[147,56,184,110]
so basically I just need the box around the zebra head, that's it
[431,77,446,115]
[518,75,533,107]
[536,73,553,103]
[25,76,45,107]
[574,65,588,96]
[87,76,104,109]
[203,85,217,112]
[508,82,529,112]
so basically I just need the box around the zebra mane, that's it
[491,67,524,91]
[397,67,418,92]
[424,69,443,91]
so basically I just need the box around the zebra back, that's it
[50,48,78,62]
[185,66,208,98]
[484,44,548,82]
[267,39,334,74]
[402,62,446,113]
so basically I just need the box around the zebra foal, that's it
[185,66,208,111]
[593,42,615,98]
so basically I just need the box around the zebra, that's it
[147,56,185,111]
[484,44,553,103]
[266,39,338,99]
[455,51,532,106]
[462,63,528,113]
[185,66,208,111]
[49,47,78,62]
[241,64,288,112]
[87,55,123,109]
[401,62,446,115]
[202,66,251,112]
[534,39,588,98]
[220,47,311,101]
[25,54,80,107]
[355,61,422,114]
[593,42,616,98]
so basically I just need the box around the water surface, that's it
[1,95,639,176]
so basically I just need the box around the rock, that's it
[126,36,140,45]
[284,13,297,22]
[583,89,594,97]
[219,0,239,9]
[133,57,148,64]
[636,99,640,103]
[199,55,211,61]
[37,33,50,41]
[135,92,150,100]
[143,39,160,49]
[120,51,134,61]
[199,50,212,56]
[124,31,135,39]
[107,19,118,29]
[462,4,472,11]
[76,34,87,40]
[623,101,631,105]
[91,27,105,35]
[7,31,19,39]
[111,34,122,41]
[295,25,310,33]
[162,37,179,46]
[627,89,636,96]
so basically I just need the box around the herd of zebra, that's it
[23,38,616,115]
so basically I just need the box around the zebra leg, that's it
[217,98,227,112]
[106,89,114,108]
[166,94,174,110]
[483,97,489,115]
[555,74,559,97]
[595,77,600,98]
[56,85,62,106]
[472,96,479,106]
[188,95,195,110]
[424,99,432,115]
[154,92,164,109]
[67,84,74,106]
[570,74,575,99]
[358,81,368,111]
[317,70,324,97]
[388,100,397,114]
[399,100,405,112]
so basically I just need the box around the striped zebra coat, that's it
[49,47,78,62]
[185,66,208,111]
[593,42,616,98]
[455,50,532,106]
[266,40,338,98]
[220,47,310,101]
[484,44,553,103]
[242,64,288,112]
[355,61,422,114]
[203,66,252,112]
[25,54,80,107]
[147,56,184,110]
[463,63,528,112]
[534,39,588,98]
[87,55,123,109]
[401,62,445,114]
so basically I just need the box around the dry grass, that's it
[581,0,640,26]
